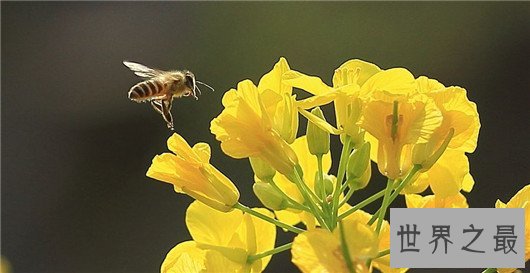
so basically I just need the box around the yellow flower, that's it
[496,185,530,273]
[412,84,480,168]
[291,210,407,273]
[283,59,381,144]
[291,228,350,273]
[359,89,443,179]
[210,79,298,176]
[162,201,276,273]
[281,69,342,136]
[429,86,479,152]
[258,57,299,144]
[405,78,479,196]
[147,133,239,212]
[333,59,382,89]
[291,213,379,273]
[405,192,469,208]
[404,149,475,198]
[272,136,331,227]
[415,75,445,93]
[331,59,381,144]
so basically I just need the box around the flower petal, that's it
[275,210,302,226]
[496,185,530,261]
[146,153,183,192]
[296,91,338,109]
[405,193,468,208]
[203,250,244,273]
[361,68,416,96]
[333,59,381,87]
[246,208,277,270]
[258,57,292,95]
[161,241,205,273]
[282,70,333,95]
[186,201,243,246]
[415,76,445,93]
[167,133,201,164]
[337,212,379,260]
[428,87,480,152]
[426,150,470,198]
[192,143,211,163]
[292,229,348,273]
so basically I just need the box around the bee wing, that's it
[123,61,164,78]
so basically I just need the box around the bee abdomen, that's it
[128,80,164,102]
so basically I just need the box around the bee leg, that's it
[161,99,174,130]
[150,100,164,115]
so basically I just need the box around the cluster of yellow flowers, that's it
[146,58,529,273]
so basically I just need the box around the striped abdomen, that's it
[128,79,166,102]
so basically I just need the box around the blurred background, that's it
[2,2,529,273]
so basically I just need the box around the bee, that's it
[123,61,213,130]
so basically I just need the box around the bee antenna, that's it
[195,85,203,95]
[196,80,215,92]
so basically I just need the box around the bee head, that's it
[183,71,198,99]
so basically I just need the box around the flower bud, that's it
[306,107,330,155]
[275,94,298,144]
[346,161,371,190]
[347,142,371,179]
[147,134,240,212]
[249,157,276,180]
[314,173,334,198]
[253,182,288,211]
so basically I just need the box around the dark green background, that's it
[2,2,529,273]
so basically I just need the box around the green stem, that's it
[338,186,355,208]
[265,178,308,212]
[376,178,394,234]
[368,165,421,225]
[481,269,497,273]
[374,249,390,259]
[339,182,349,196]
[338,220,355,273]
[339,189,386,219]
[331,135,352,229]
[234,203,304,234]
[291,168,322,208]
[386,165,421,205]
[247,242,293,263]
[292,169,329,229]
[316,155,332,226]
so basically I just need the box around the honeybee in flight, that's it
[124,61,213,130]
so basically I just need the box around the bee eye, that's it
[185,75,195,90]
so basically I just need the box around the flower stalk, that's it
[291,168,329,230]
[331,135,353,229]
[368,164,422,225]
[247,243,293,263]
[234,202,304,234]
[339,189,386,219]
[376,178,395,234]
[316,154,332,226]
